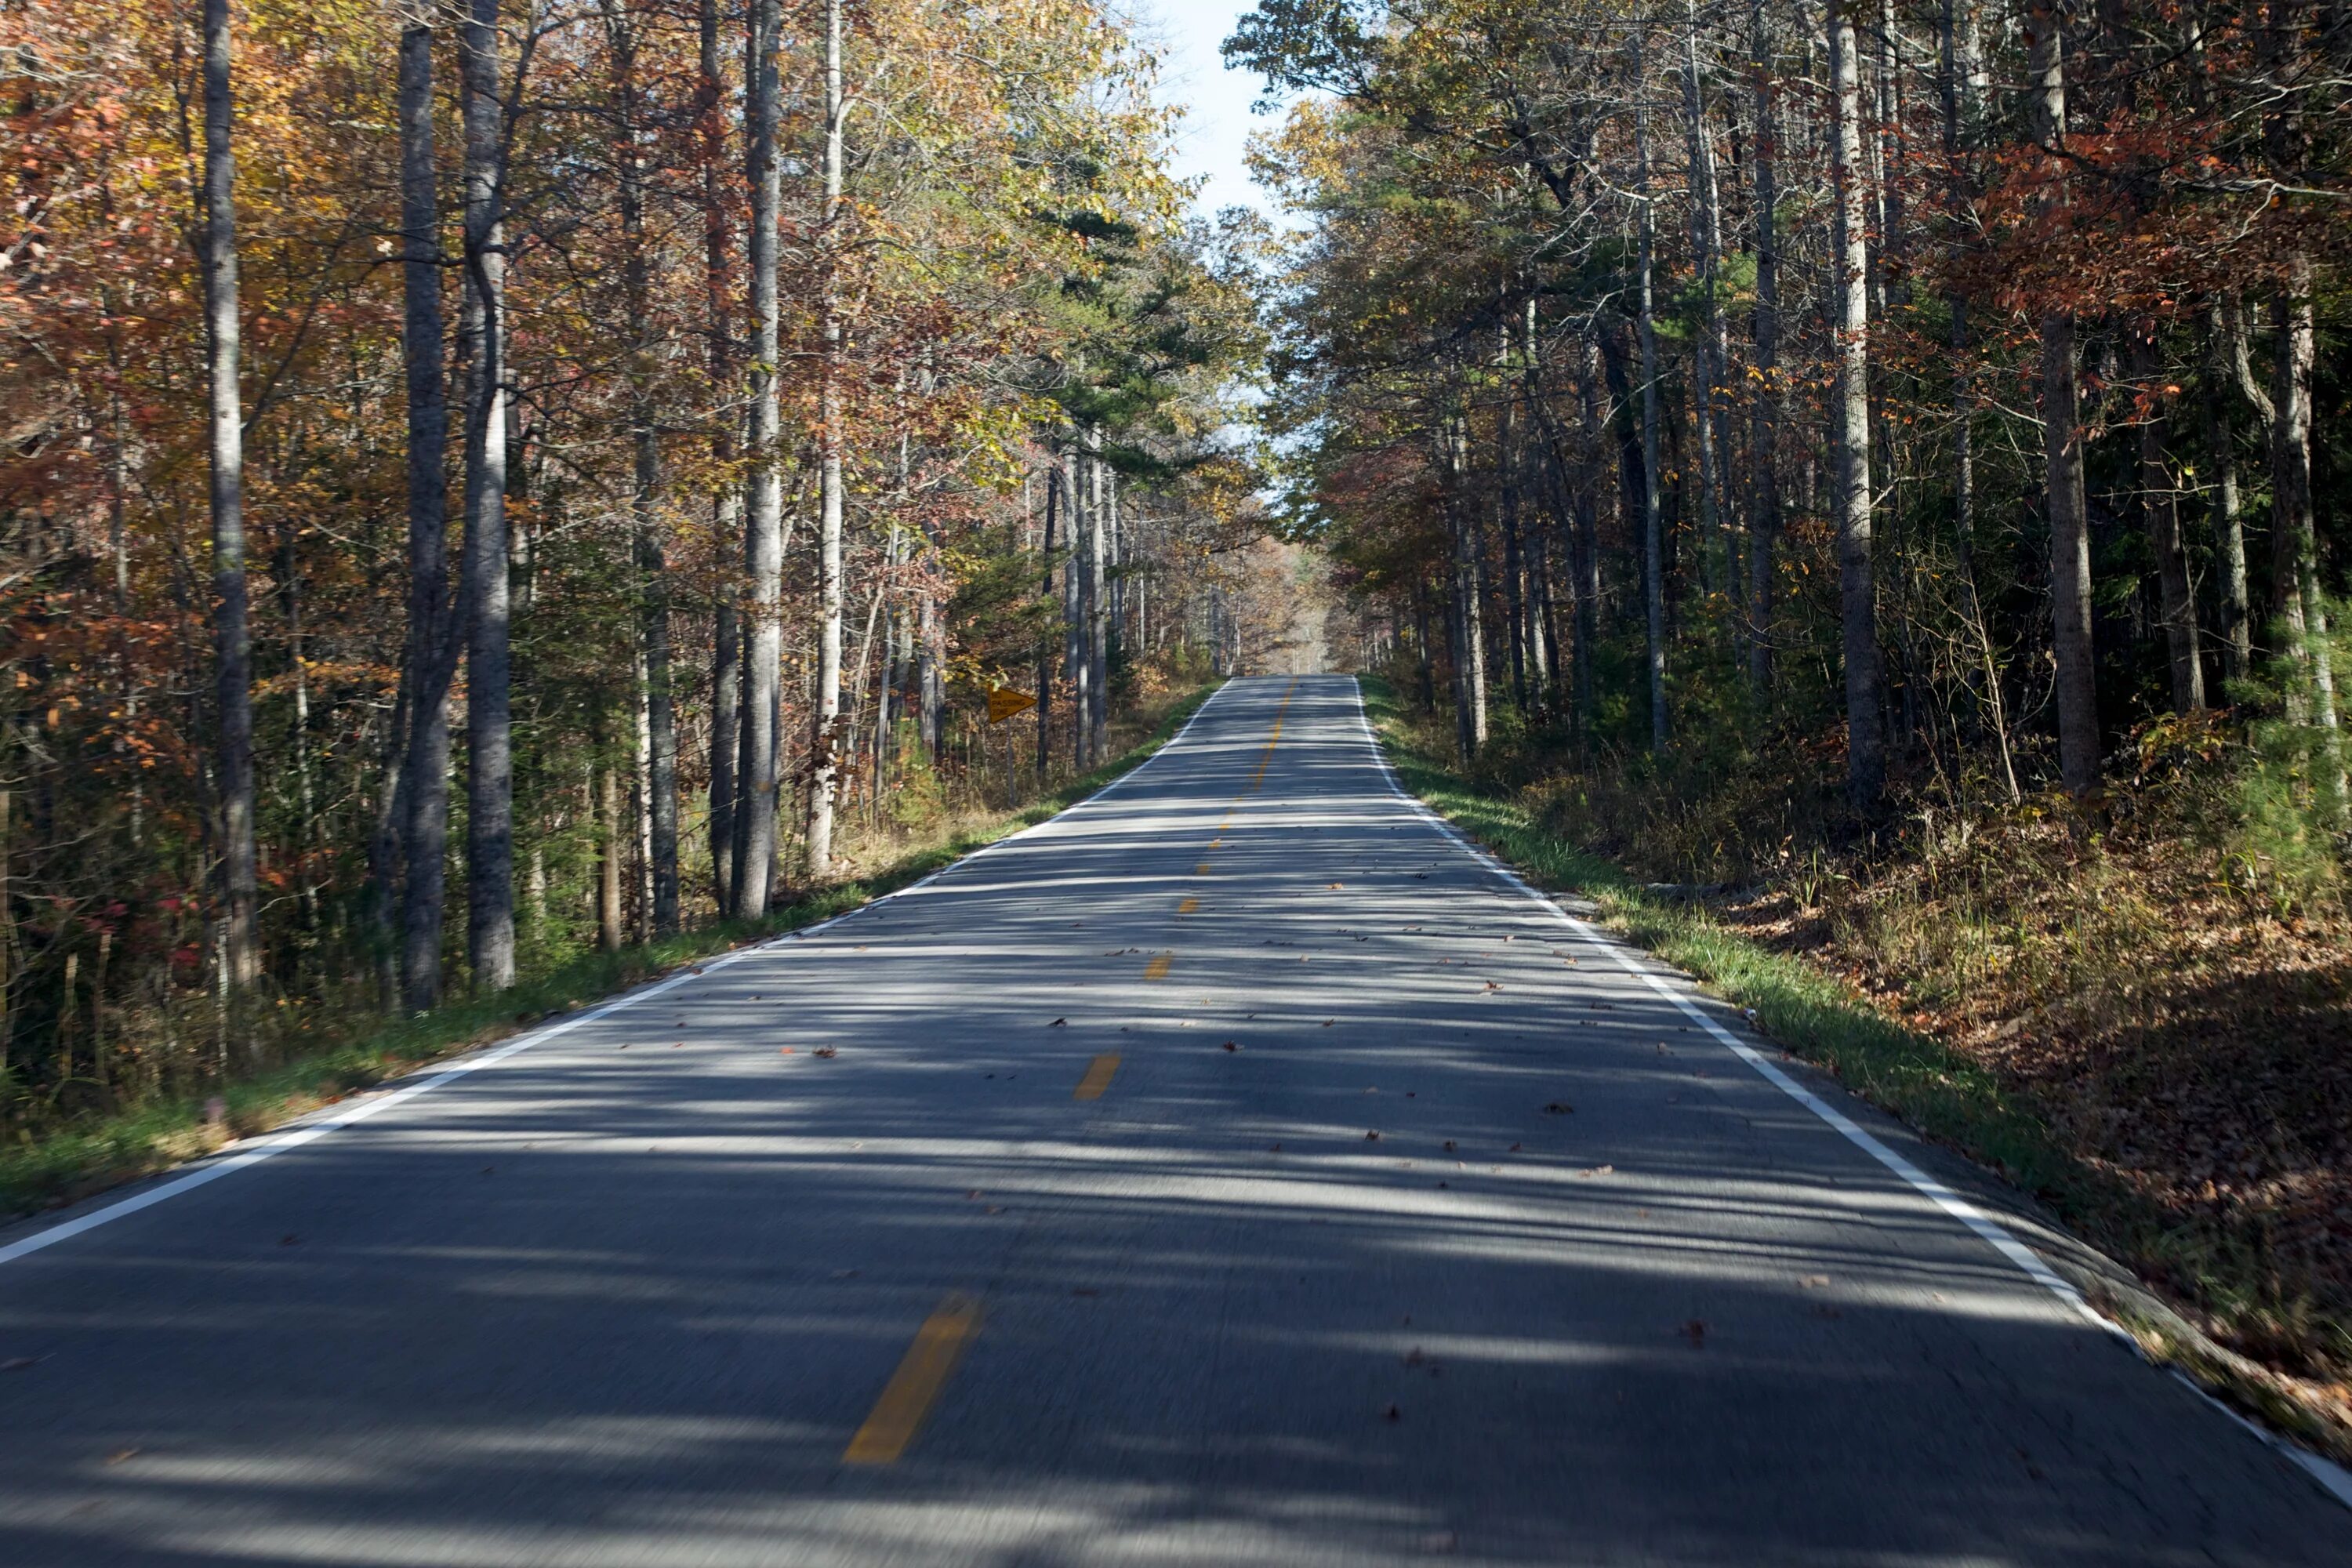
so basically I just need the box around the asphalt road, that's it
[2,673,2344,1566]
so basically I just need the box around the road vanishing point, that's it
[2,675,2344,1566]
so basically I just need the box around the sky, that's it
[1125,2,1286,223]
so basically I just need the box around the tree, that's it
[200,0,259,991]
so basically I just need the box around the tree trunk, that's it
[1037,463,1058,778]
[699,0,738,915]
[607,0,676,934]
[1497,328,1530,713]
[597,747,623,953]
[2270,251,2343,811]
[1828,0,1883,812]
[1446,413,1488,757]
[2132,336,2205,713]
[1069,441,1093,768]
[805,0,846,879]
[396,2,452,1012]
[735,0,783,916]
[201,0,260,992]
[1633,37,1668,757]
[2201,300,2251,686]
[1681,1,1722,608]
[1087,432,1109,763]
[2027,0,2100,794]
[459,0,514,991]
[1746,0,1782,697]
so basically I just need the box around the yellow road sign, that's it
[986,687,1036,724]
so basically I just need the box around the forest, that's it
[0,0,1294,1139]
[1228,0,2350,1415]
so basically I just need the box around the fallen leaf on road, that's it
[1329,882,1345,889]
[1221,1040,1240,1051]
[1048,1018,1067,1026]
[1365,1130,1381,1142]
[811,1047,838,1058]
[1483,981,1501,992]
[780,1047,794,1054]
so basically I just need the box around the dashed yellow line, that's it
[1073,1053,1120,1100]
[843,1294,982,1465]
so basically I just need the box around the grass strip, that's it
[0,682,1223,1221]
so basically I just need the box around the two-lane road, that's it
[2,674,2343,1565]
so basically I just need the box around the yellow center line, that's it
[1246,677,1301,793]
[1143,953,1174,980]
[1073,1053,1120,1100]
[843,1293,982,1465]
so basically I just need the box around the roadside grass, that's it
[1359,676,2352,1463]
[0,682,1221,1222]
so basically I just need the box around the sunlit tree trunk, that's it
[459,0,514,990]
[1087,426,1109,764]
[1828,0,1882,812]
[735,0,782,915]
[1037,463,1058,779]
[806,0,846,878]
[2271,252,2344,811]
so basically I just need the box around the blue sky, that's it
[1127,2,1284,222]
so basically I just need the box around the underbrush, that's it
[1364,675,2352,1441]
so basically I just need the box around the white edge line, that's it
[1347,676,2352,1513]
[0,680,1236,1270]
